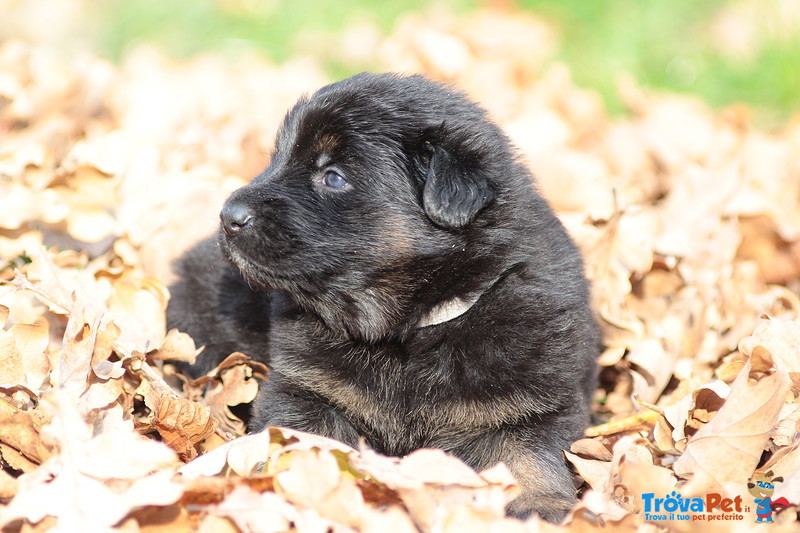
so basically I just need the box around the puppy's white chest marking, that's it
[416,268,512,328]
[417,292,482,328]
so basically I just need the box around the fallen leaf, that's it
[275,448,366,527]
[564,451,612,493]
[0,408,51,464]
[148,328,200,364]
[202,360,263,436]
[739,317,800,390]
[662,380,730,449]
[673,356,790,494]
[570,438,612,461]
[152,395,218,461]
[0,321,50,392]
[0,393,181,530]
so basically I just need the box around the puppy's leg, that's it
[251,375,362,447]
[501,441,576,523]
[447,418,582,523]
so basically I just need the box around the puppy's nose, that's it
[220,201,254,236]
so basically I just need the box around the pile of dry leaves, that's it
[2,7,800,532]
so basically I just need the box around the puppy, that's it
[167,73,599,523]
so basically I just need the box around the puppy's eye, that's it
[321,170,349,190]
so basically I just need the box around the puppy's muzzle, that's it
[220,200,254,236]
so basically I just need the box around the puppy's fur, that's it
[168,73,599,522]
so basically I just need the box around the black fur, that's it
[167,73,599,523]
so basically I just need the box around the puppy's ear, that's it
[422,145,495,229]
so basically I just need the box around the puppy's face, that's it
[219,74,507,341]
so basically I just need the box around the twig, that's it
[585,410,660,437]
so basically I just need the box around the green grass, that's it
[519,0,799,126]
[90,0,476,62]
[88,0,799,127]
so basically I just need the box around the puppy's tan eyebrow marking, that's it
[317,134,340,154]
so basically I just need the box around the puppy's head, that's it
[219,73,524,341]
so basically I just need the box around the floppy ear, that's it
[747,483,755,489]
[422,145,495,229]
[774,476,784,483]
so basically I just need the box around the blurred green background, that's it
[7,0,800,127]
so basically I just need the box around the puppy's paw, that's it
[506,492,575,524]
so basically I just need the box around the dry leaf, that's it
[570,438,613,462]
[0,409,52,464]
[0,395,180,530]
[739,317,800,389]
[627,338,675,403]
[54,295,104,391]
[276,448,366,527]
[202,359,263,436]
[148,328,200,364]
[152,395,218,461]
[564,451,612,493]
[180,426,355,480]
[662,380,730,449]
[0,442,40,474]
[0,321,49,392]
[673,357,790,493]
[209,486,297,533]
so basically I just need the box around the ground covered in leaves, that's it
[2,7,800,533]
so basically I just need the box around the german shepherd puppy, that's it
[167,73,599,522]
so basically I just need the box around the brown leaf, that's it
[773,405,800,447]
[202,362,262,436]
[0,185,69,230]
[180,426,353,480]
[662,380,730,450]
[208,486,297,532]
[0,442,40,474]
[616,462,682,530]
[106,273,167,354]
[275,448,366,527]
[673,357,790,493]
[148,328,200,364]
[739,317,800,390]
[570,438,613,461]
[564,451,611,493]
[87,319,117,369]
[0,321,50,394]
[563,490,632,529]
[0,408,51,464]
[55,295,104,391]
[360,505,420,533]
[627,338,675,403]
[152,395,217,462]
[357,447,517,531]
[1,392,180,530]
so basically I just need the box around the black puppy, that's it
[167,73,599,522]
